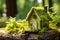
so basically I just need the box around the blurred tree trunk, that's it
[49,0,53,12]
[6,0,17,17]
[42,0,53,12]
[42,0,45,6]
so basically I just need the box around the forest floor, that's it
[0,28,60,40]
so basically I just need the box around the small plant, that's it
[48,11,60,32]
[5,17,30,34]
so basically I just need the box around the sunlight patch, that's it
[37,0,42,3]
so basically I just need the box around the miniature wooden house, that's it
[26,7,51,31]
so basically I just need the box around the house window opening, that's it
[32,14,37,19]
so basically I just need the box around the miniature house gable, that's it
[26,7,41,31]
[26,7,52,31]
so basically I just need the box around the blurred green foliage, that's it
[16,0,39,19]
[0,17,7,28]
[0,0,60,19]
[0,0,6,17]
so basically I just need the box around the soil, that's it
[0,30,60,40]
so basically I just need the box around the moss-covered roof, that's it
[26,7,51,21]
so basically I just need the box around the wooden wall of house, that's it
[28,13,41,31]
